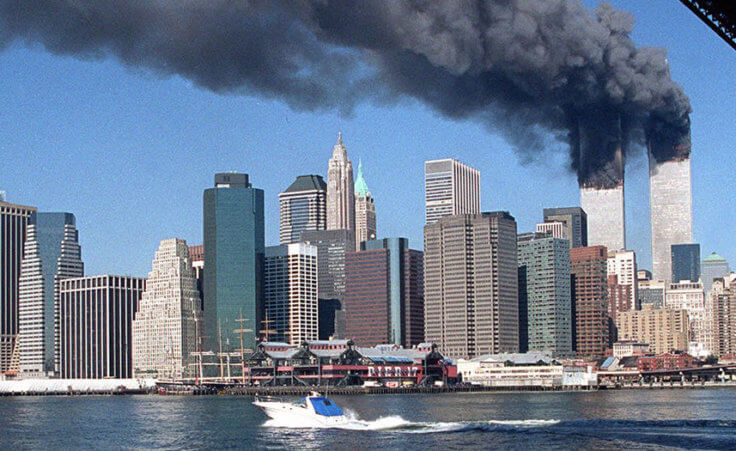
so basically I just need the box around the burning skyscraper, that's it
[648,128,693,282]
[574,111,627,251]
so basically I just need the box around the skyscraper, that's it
[424,159,480,224]
[542,207,588,248]
[326,133,355,237]
[300,229,355,339]
[708,274,736,357]
[344,238,423,347]
[580,181,625,251]
[17,212,84,377]
[203,172,264,353]
[132,239,203,379]
[279,175,326,244]
[671,243,700,283]
[354,159,376,251]
[424,212,518,358]
[189,244,205,311]
[264,243,319,345]
[649,153,693,282]
[570,246,609,359]
[607,249,637,312]
[0,199,36,373]
[701,252,731,293]
[517,233,572,357]
[59,275,145,379]
[665,280,706,345]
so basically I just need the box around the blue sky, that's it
[1,0,734,277]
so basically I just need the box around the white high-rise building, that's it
[581,185,625,251]
[326,133,355,237]
[264,243,318,345]
[607,249,638,311]
[666,280,706,346]
[649,154,693,282]
[354,159,376,250]
[535,221,566,240]
[17,212,83,377]
[132,239,203,379]
[424,159,480,224]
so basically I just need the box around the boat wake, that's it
[262,412,559,433]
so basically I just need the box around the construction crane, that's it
[679,0,736,51]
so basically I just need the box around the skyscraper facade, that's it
[517,233,572,357]
[344,238,423,347]
[189,244,205,312]
[132,239,203,379]
[638,279,666,309]
[424,212,518,358]
[607,249,638,312]
[59,275,145,379]
[279,175,326,244]
[570,246,609,359]
[701,252,731,293]
[616,305,689,354]
[354,160,376,251]
[671,243,700,283]
[203,173,264,353]
[542,207,588,248]
[17,212,84,377]
[264,243,319,345]
[326,133,355,237]
[580,184,625,251]
[707,274,736,357]
[300,229,355,339]
[0,199,36,373]
[665,280,706,345]
[424,159,480,224]
[649,154,693,282]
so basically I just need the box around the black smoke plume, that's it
[0,0,691,186]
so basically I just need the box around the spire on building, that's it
[354,158,371,198]
[332,132,347,158]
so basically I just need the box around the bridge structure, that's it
[680,1,736,51]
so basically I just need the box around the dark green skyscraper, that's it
[203,173,264,353]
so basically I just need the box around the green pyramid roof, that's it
[704,252,727,263]
[354,159,370,197]
[284,175,326,193]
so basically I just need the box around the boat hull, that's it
[253,400,348,426]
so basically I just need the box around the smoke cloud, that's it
[0,0,691,186]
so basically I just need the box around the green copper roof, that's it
[704,252,727,263]
[284,174,326,193]
[354,159,370,197]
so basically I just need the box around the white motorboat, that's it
[253,391,348,426]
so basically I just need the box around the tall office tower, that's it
[708,274,736,357]
[353,160,377,251]
[300,229,354,339]
[616,305,689,354]
[542,207,588,248]
[649,152,693,282]
[535,221,565,240]
[0,199,36,373]
[701,252,731,293]
[326,133,355,238]
[279,175,326,244]
[666,280,706,345]
[264,243,318,345]
[671,243,700,283]
[576,113,626,251]
[517,233,572,357]
[59,275,145,379]
[344,238,423,347]
[424,159,480,224]
[17,212,84,377]
[607,250,637,312]
[424,212,518,359]
[570,246,609,359]
[188,244,205,311]
[203,172,264,353]
[132,239,203,379]
[638,279,667,309]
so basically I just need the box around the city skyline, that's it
[1,1,735,280]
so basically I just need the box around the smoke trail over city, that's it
[0,0,691,186]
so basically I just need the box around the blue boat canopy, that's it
[310,397,344,417]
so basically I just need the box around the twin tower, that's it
[580,147,693,282]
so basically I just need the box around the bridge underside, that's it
[680,1,736,51]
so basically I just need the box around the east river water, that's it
[1,389,735,449]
